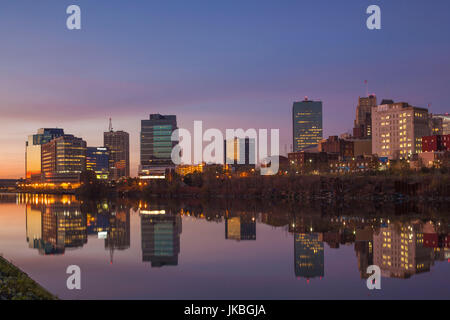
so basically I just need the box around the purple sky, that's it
[1,0,449,178]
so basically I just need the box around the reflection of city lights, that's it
[140,210,166,215]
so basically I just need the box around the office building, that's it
[349,139,372,157]
[372,102,430,159]
[139,114,177,179]
[25,128,64,181]
[319,136,354,158]
[292,99,323,152]
[288,151,334,174]
[41,135,87,184]
[86,147,110,180]
[223,137,256,171]
[104,127,130,181]
[422,135,450,152]
[353,95,377,139]
[432,114,450,135]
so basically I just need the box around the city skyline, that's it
[2,1,450,178]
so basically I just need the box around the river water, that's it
[0,193,448,300]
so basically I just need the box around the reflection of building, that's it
[104,128,130,180]
[354,227,374,279]
[140,211,182,267]
[225,214,256,241]
[86,147,110,180]
[139,114,177,179]
[106,208,131,262]
[372,102,430,159]
[353,95,377,139]
[26,197,87,255]
[373,223,433,278]
[25,128,65,181]
[294,233,324,279]
[26,204,43,250]
[292,99,323,152]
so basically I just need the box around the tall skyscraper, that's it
[104,124,130,181]
[139,114,177,179]
[25,128,64,181]
[353,95,377,139]
[86,147,110,180]
[41,135,87,184]
[292,99,323,152]
[372,101,430,159]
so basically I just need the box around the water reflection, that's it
[15,194,450,281]
[140,205,181,267]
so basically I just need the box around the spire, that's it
[109,118,113,132]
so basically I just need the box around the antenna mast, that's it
[109,118,113,132]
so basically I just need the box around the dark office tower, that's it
[41,135,87,184]
[140,212,182,267]
[294,233,324,279]
[225,213,256,241]
[353,95,377,139]
[223,138,256,166]
[104,126,130,181]
[86,147,110,180]
[292,99,323,152]
[139,114,177,179]
[25,128,64,181]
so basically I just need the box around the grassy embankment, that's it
[0,256,57,300]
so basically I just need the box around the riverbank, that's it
[0,256,57,300]
[11,172,450,202]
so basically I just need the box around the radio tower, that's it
[109,118,113,132]
[364,80,369,97]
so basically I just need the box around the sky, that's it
[1,0,449,178]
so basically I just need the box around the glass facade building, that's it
[41,135,87,184]
[292,99,323,152]
[86,147,110,180]
[25,128,64,181]
[140,114,177,178]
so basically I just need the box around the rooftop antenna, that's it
[364,80,368,97]
[109,118,113,132]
